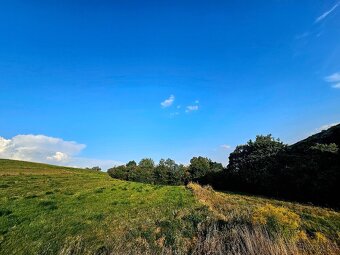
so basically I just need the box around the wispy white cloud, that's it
[161,95,175,108]
[325,72,340,82]
[220,144,231,150]
[185,105,199,113]
[324,72,340,88]
[315,2,340,23]
[0,134,121,170]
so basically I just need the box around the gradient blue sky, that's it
[0,0,340,169]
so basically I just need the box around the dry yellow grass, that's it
[187,182,340,255]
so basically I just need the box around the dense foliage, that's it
[107,157,223,185]
[108,124,340,208]
[215,127,340,208]
[226,135,287,192]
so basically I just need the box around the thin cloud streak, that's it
[315,2,339,23]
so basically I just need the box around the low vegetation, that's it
[188,183,340,255]
[1,159,339,254]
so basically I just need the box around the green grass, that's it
[0,159,339,254]
[0,159,203,254]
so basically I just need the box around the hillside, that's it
[0,159,201,254]
[290,124,340,152]
[0,159,339,254]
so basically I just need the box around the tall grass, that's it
[187,183,340,255]
[57,223,339,255]
[191,222,339,255]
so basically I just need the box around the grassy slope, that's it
[1,159,339,254]
[0,159,201,254]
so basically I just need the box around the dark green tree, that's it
[227,135,287,191]
[138,158,155,169]
[107,165,127,180]
[188,156,211,179]
[137,158,155,183]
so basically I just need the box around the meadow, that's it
[0,159,339,254]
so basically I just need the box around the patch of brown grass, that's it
[191,223,340,255]
[186,182,340,255]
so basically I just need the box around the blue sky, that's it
[0,0,340,169]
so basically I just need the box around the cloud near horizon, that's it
[220,144,231,150]
[315,122,340,134]
[0,134,121,170]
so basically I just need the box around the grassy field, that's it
[0,159,339,254]
[0,159,205,254]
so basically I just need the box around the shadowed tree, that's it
[227,135,287,192]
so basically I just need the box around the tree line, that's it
[107,157,223,185]
[108,130,340,208]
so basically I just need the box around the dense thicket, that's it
[108,124,340,208]
[212,125,340,208]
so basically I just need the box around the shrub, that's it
[310,143,339,153]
